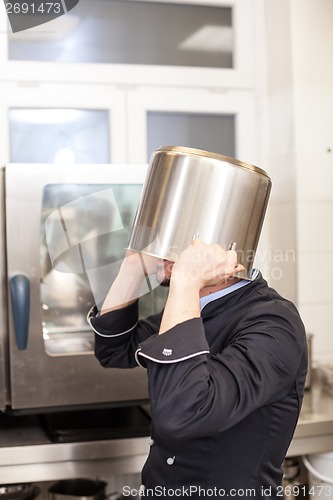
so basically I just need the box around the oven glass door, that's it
[6,163,164,410]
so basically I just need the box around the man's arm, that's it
[100,251,159,314]
[89,250,161,368]
[159,239,244,333]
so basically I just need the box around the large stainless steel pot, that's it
[128,146,271,278]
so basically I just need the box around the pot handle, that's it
[229,241,237,251]
[10,274,30,350]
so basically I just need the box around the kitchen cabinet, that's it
[0,82,127,164]
[0,0,258,167]
[1,0,255,90]
[126,86,257,165]
[0,82,257,166]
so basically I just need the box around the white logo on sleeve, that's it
[162,348,173,356]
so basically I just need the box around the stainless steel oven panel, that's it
[6,163,149,410]
[0,167,9,411]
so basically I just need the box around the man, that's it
[88,238,307,499]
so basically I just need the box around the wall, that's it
[291,0,333,362]
[263,0,333,362]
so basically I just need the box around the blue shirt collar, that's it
[200,268,259,312]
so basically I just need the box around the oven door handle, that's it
[10,274,30,350]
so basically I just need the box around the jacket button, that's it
[167,456,175,465]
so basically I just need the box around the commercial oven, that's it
[0,163,165,413]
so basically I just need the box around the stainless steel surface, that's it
[0,434,149,484]
[128,146,271,278]
[5,163,150,410]
[0,168,9,410]
[1,377,333,483]
[0,483,37,499]
[288,372,333,456]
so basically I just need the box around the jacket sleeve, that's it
[137,300,307,440]
[88,301,162,368]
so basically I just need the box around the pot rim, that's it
[155,146,271,179]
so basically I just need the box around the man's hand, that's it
[170,239,245,292]
[158,239,245,334]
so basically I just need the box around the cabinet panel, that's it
[127,87,256,164]
[147,111,235,159]
[1,0,255,89]
[10,109,109,164]
[1,83,126,164]
[8,0,233,69]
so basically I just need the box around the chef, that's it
[88,237,307,499]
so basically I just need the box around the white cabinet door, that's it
[0,82,127,164]
[2,81,258,168]
[127,86,257,164]
[2,0,255,90]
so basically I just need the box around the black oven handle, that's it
[10,274,30,350]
